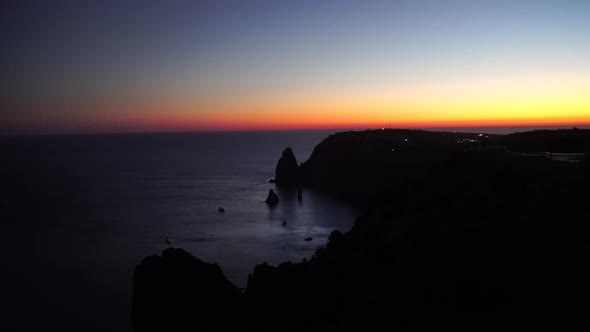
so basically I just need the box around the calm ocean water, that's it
[1,130,357,331]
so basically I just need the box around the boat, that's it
[304,236,313,242]
[218,207,225,212]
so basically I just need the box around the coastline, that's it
[132,128,590,331]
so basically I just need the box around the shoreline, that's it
[133,128,590,331]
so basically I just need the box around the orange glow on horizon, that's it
[111,71,587,132]
[38,100,590,133]
[5,71,588,134]
[87,108,590,133]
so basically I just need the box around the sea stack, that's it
[265,189,279,205]
[275,147,300,187]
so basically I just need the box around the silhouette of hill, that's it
[133,128,590,331]
[297,129,502,206]
[502,128,590,153]
[132,248,241,332]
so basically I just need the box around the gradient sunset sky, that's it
[2,0,590,134]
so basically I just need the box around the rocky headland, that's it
[133,129,590,332]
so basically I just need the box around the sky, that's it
[2,0,590,134]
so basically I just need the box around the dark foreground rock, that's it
[265,189,279,205]
[132,248,241,332]
[274,147,300,186]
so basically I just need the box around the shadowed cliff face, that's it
[133,129,590,332]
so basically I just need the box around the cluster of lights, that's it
[456,134,489,144]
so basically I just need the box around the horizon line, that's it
[2,123,590,137]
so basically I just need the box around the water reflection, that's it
[177,183,357,287]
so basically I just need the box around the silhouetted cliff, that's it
[133,129,590,332]
[274,147,300,186]
[298,129,502,206]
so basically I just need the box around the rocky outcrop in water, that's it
[265,189,279,205]
[275,147,300,186]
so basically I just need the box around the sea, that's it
[1,125,586,331]
[2,130,357,331]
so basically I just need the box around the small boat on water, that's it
[218,207,225,212]
[282,219,287,226]
[304,236,313,242]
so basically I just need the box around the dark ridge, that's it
[502,128,590,153]
[298,129,502,206]
[132,248,242,332]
